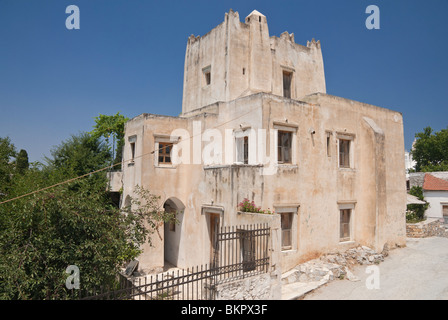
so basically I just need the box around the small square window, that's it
[158,142,173,164]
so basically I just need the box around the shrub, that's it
[406,186,429,223]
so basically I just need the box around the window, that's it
[208,213,220,267]
[340,209,351,242]
[276,205,299,251]
[154,134,180,167]
[339,139,350,168]
[443,205,448,224]
[203,66,211,86]
[158,142,173,164]
[280,212,293,250]
[128,135,137,163]
[236,136,249,164]
[326,132,331,157]
[283,70,292,98]
[278,131,292,164]
[130,142,135,162]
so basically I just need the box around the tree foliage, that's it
[15,149,29,175]
[0,137,16,196]
[0,131,173,299]
[45,132,111,180]
[90,112,129,168]
[411,126,448,172]
[406,186,429,223]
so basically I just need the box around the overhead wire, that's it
[0,105,259,205]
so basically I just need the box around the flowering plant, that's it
[238,198,274,214]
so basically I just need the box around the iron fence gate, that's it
[79,223,271,300]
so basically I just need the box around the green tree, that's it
[15,149,29,175]
[0,178,150,299]
[45,132,111,179]
[406,186,429,223]
[0,137,17,197]
[0,133,176,299]
[90,112,129,169]
[411,126,448,172]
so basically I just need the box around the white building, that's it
[422,173,448,223]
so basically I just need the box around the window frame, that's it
[275,204,299,252]
[235,135,249,164]
[339,209,351,242]
[326,131,332,157]
[203,66,211,87]
[337,133,355,169]
[158,142,173,165]
[280,212,293,250]
[278,130,293,164]
[233,127,255,165]
[273,122,298,165]
[154,134,180,168]
[282,70,293,99]
[338,202,355,243]
[128,135,137,165]
[442,203,448,224]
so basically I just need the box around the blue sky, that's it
[1,0,447,163]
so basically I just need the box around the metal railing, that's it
[79,223,271,300]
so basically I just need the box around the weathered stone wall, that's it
[406,218,448,238]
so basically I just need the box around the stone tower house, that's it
[114,9,407,274]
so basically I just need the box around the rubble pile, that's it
[281,245,389,285]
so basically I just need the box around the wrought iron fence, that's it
[79,223,271,300]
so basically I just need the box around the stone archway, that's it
[163,197,185,267]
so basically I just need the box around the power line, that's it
[0,106,259,205]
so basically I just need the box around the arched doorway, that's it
[163,197,185,268]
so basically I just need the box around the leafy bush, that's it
[406,186,429,223]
